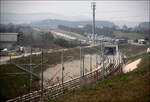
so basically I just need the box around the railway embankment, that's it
[49,53,150,102]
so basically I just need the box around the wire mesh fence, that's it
[5,45,123,102]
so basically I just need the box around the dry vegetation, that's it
[119,43,148,57]
[0,46,99,101]
[48,53,150,102]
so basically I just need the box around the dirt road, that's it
[0,52,41,65]
[43,54,102,86]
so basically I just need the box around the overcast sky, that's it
[0,0,149,22]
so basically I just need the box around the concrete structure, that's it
[147,48,150,53]
[0,33,18,49]
[104,44,118,55]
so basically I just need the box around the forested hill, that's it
[30,19,115,28]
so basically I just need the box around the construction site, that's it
[0,1,150,102]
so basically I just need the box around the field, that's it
[49,53,150,102]
[0,44,149,101]
[43,54,100,86]
[0,64,40,101]
[0,46,100,101]
[113,31,149,40]
[119,43,148,57]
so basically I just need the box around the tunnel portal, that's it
[104,45,118,55]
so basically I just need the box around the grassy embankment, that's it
[0,64,39,101]
[119,44,148,57]
[113,31,149,40]
[119,43,149,63]
[0,44,148,101]
[49,52,150,102]
[0,46,99,101]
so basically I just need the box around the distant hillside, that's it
[138,22,150,30]
[0,13,90,24]
[30,19,115,28]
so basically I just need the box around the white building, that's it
[0,33,18,49]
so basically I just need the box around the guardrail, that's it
[7,55,123,102]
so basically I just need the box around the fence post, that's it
[83,55,85,77]
[96,54,98,68]
[90,55,92,72]
[40,48,44,102]
[101,40,105,79]
[80,47,82,77]
[61,50,64,93]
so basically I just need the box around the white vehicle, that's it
[19,46,24,53]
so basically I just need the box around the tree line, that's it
[119,22,150,34]
[0,23,80,48]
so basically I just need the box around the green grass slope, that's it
[119,44,148,57]
[0,64,39,101]
[49,53,150,102]
[113,31,149,40]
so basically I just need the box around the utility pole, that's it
[61,50,64,85]
[96,54,98,68]
[91,2,96,44]
[29,47,32,93]
[80,46,84,77]
[113,48,115,64]
[29,31,33,95]
[90,55,92,72]
[101,38,105,78]
[40,48,44,102]
[82,54,84,77]
[80,47,82,77]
